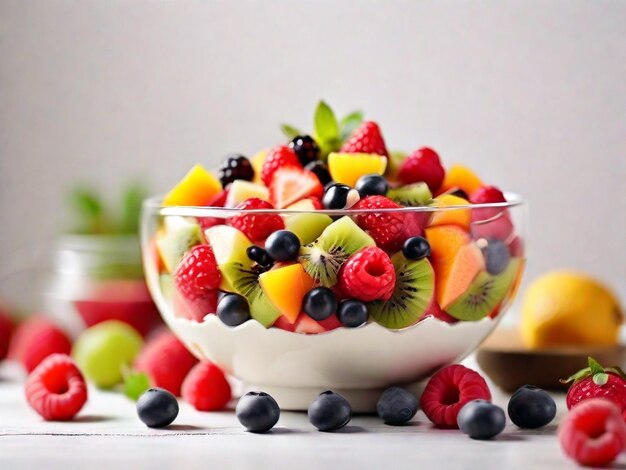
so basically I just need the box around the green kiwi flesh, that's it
[156,221,203,272]
[387,182,433,207]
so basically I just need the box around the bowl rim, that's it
[143,191,525,217]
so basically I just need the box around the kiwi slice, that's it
[388,182,433,207]
[285,213,333,245]
[156,218,203,272]
[369,254,435,329]
[447,258,521,321]
[220,262,281,327]
[298,216,375,287]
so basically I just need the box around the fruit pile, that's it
[153,102,524,333]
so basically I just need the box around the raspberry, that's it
[420,364,491,428]
[227,198,284,242]
[340,121,388,156]
[0,308,13,360]
[260,145,301,186]
[135,332,198,396]
[352,196,405,252]
[181,360,231,411]
[25,354,87,421]
[397,147,445,193]
[338,247,396,302]
[559,399,626,467]
[174,245,221,302]
[8,316,72,373]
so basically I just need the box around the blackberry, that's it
[218,154,254,187]
[289,135,319,166]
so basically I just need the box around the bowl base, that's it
[242,381,427,413]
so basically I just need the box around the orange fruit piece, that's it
[163,164,221,206]
[429,194,471,231]
[425,225,485,309]
[259,264,315,324]
[439,164,483,197]
[327,153,387,187]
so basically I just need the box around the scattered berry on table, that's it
[302,287,337,321]
[236,391,280,433]
[136,388,179,428]
[507,385,556,429]
[135,332,198,396]
[264,230,300,262]
[402,236,431,260]
[218,154,254,188]
[559,398,626,467]
[305,160,333,187]
[337,300,369,328]
[308,390,352,431]
[355,174,389,198]
[322,183,360,210]
[246,245,274,268]
[260,145,301,186]
[481,239,511,275]
[9,316,72,373]
[181,361,231,411]
[338,246,395,302]
[289,135,320,166]
[397,147,445,194]
[174,245,221,301]
[217,294,251,327]
[457,399,506,440]
[227,198,285,242]
[420,364,492,428]
[0,309,13,361]
[376,386,418,425]
[340,121,388,156]
[352,196,405,252]
[25,354,87,421]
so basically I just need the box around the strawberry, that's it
[226,198,285,242]
[352,196,405,252]
[269,167,324,209]
[562,357,626,418]
[340,121,388,156]
[260,145,301,186]
[469,185,513,242]
[397,147,445,193]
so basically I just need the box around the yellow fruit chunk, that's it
[251,150,268,184]
[327,153,387,187]
[439,164,483,197]
[521,271,623,349]
[429,194,471,231]
[163,164,221,206]
[259,264,314,324]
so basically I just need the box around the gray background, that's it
[1,0,625,309]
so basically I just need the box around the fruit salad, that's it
[148,101,525,334]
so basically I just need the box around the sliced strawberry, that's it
[269,167,324,209]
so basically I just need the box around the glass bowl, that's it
[141,193,526,411]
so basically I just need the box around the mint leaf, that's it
[588,357,605,375]
[68,187,109,234]
[314,101,339,143]
[123,371,151,401]
[339,110,363,141]
[280,123,302,140]
[118,183,146,234]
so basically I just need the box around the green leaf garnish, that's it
[68,187,110,234]
[118,183,147,234]
[588,357,605,375]
[280,123,301,140]
[339,110,363,141]
[313,101,340,144]
[123,370,151,401]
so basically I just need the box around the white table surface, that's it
[0,359,605,470]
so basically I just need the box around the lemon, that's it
[521,271,623,349]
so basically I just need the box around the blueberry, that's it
[322,183,360,210]
[482,239,510,275]
[376,386,418,425]
[508,385,556,429]
[337,300,368,328]
[217,294,251,327]
[457,400,506,440]
[264,230,300,261]
[247,245,273,268]
[402,236,431,260]
[218,154,254,187]
[289,135,320,166]
[302,287,337,321]
[305,161,332,187]
[308,391,352,431]
[136,388,179,428]
[355,174,389,197]
[236,391,280,433]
